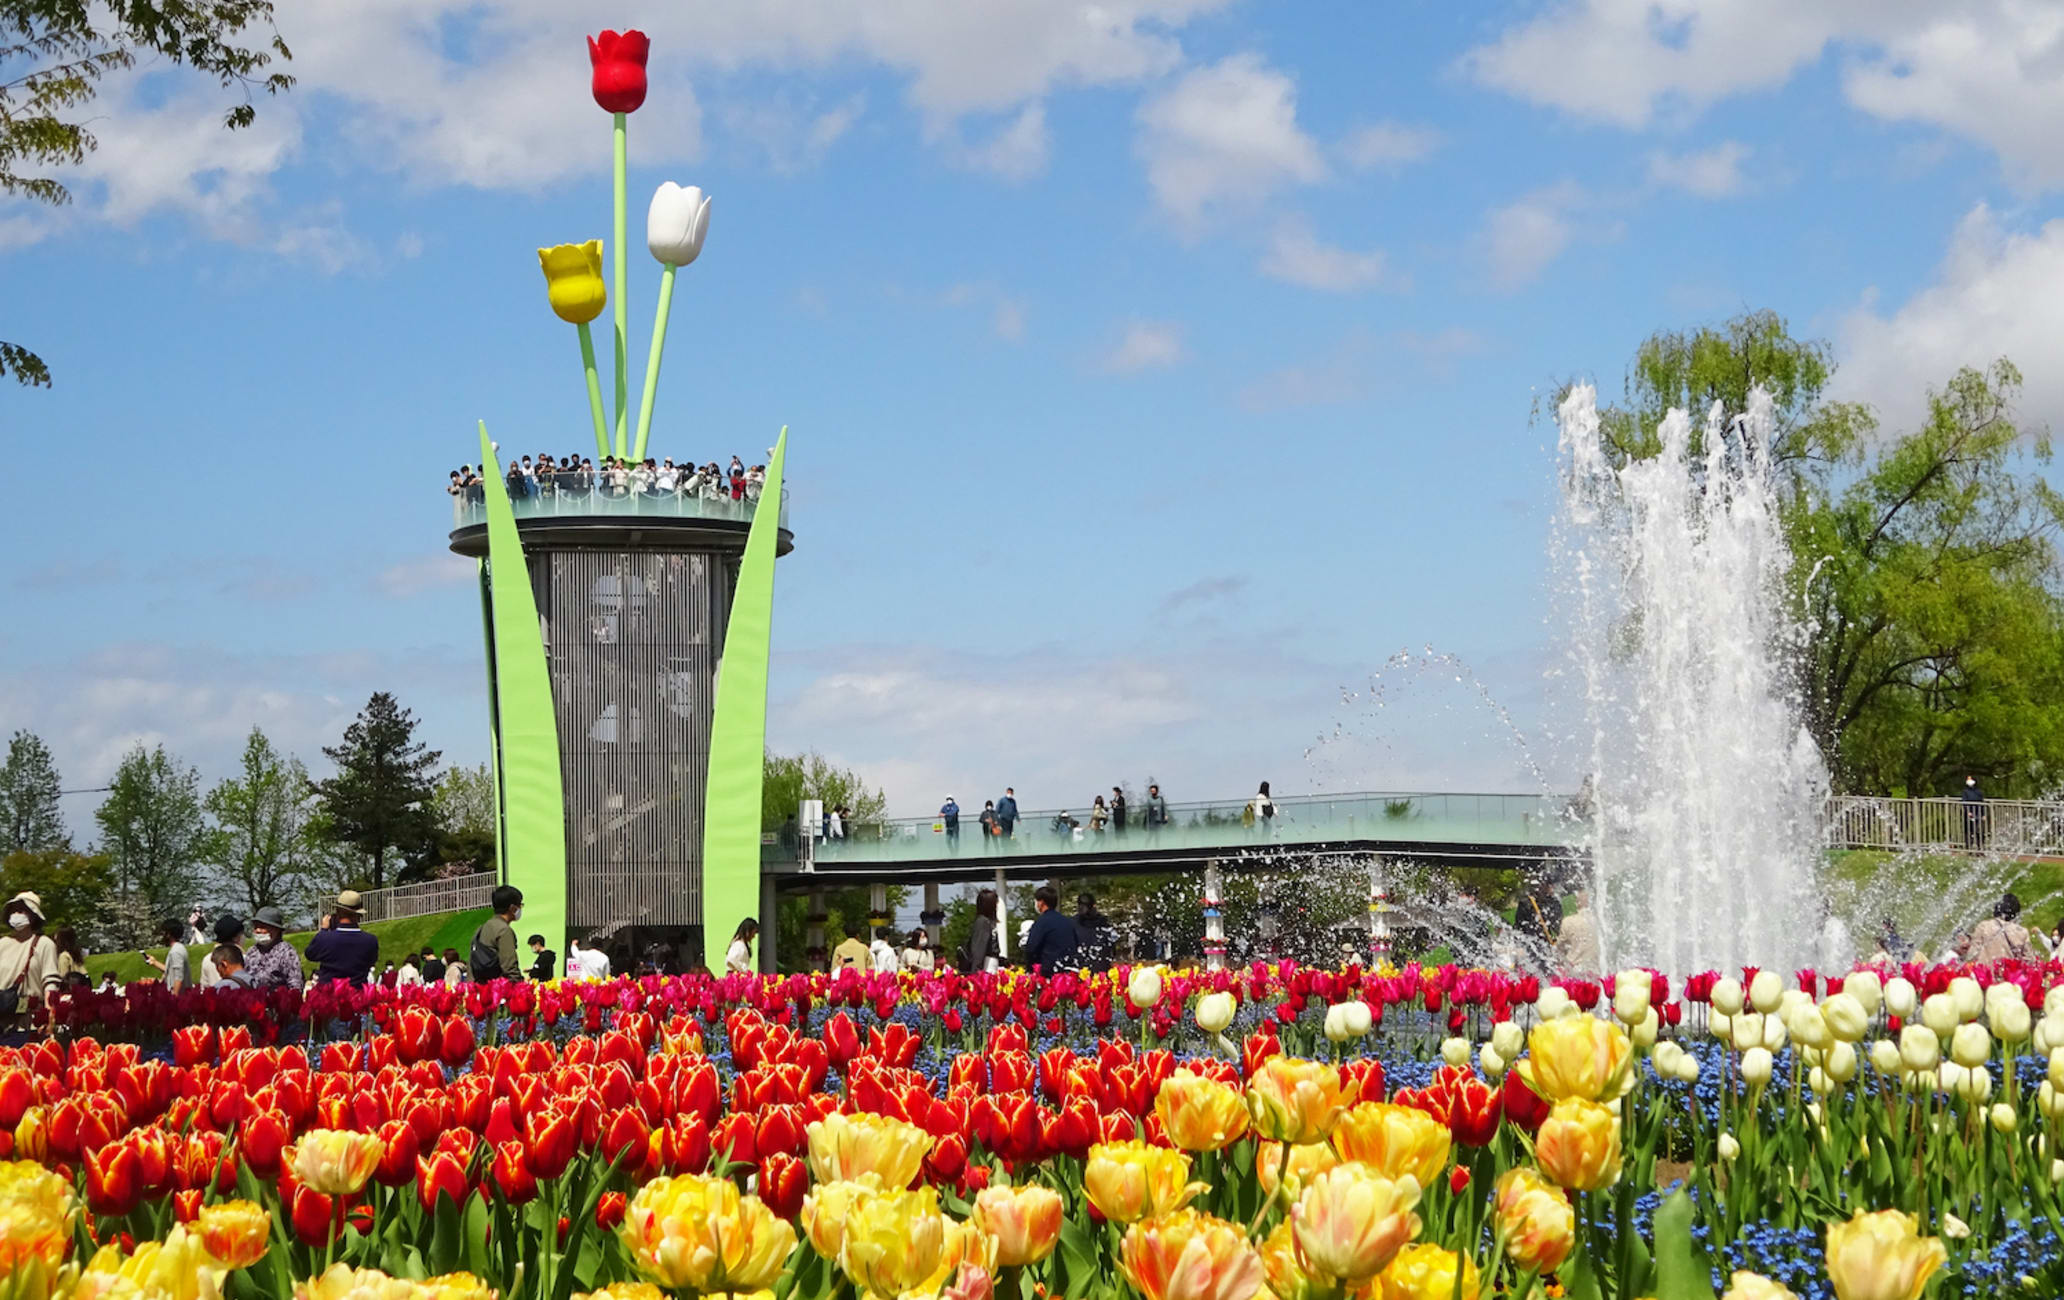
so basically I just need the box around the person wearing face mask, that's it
[470,886,525,981]
[0,892,61,1025]
[241,907,305,990]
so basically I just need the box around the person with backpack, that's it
[471,886,525,982]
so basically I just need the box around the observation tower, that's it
[446,26,792,972]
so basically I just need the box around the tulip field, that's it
[3,962,2062,1299]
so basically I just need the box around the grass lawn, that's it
[1826,850,2064,946]
[84,908,495,984]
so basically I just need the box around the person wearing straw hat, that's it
[0,892,61,1025]
[305,890,379,987]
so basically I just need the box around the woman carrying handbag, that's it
[0,892,61,1027]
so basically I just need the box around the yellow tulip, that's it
[1722,1272,1802,1300]
[1083,1141,1207,1224]
[290,1129,384,1198]
[908,1212,995,1300]
[194,1199,272,1270]
[1329,1103,1451,1187]
[973,1185,1062,1267]
[1376,1243,1480,1300]
[801,1175,881,1259]
[571,1286,668,1300]
[1491,1168,1574,1273]
[1823,1210,1945,1300]
[838,1187,949,1297]
[1520,1016,1634,1103]
[11,1108,49,1163]
[538,240,607,325]
[295,1265,498,1300]
[618,1175,796,1293]
[1155,1070,1251,1152]
[0,1158,74,1281]
[1289,1162,1422,1285]
[806,1110,932,1189]
[1256,1141,1340,1202]
[1258,1222,1331,1300]
[83,1227,227,1300]
[1120,1211,1265,1300]
[1248,1057,1356,1144]
[1535,1098,1623,1193]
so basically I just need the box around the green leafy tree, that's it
[315,692,440,889]
[93,743,206,937]
[428,761,497,876]
[0,846,110,932]
[2,0,294,386]
[202,726,317,914]
[762,751,894,968]
[0,728,65,853]
[1592,312,2064,795]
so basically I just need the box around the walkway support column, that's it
[1202,860,1225,971]
[921,882,942,947]
[806,889,826,970]
[1368,858,1391,968]
[869,882,888,947]
[759,874,778,973]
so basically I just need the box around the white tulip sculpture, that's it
[632,182,713,461]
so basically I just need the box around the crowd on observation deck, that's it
[447,451,769,515]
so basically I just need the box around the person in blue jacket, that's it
[996,788,1019,839]
[940,796,960,845]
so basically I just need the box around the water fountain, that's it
[1554,384,1828,974]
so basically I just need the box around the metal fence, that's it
[356,872,499,924]
[1824,795,2064,855]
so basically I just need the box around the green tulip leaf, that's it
[1651,1188,1719,1300]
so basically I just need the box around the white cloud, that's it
[375,553,478,598]
[722,93,867,174]
[1338,120,1442,171]
[1646,140,1752,197]
[956,102,1051,181]
[1479,181,1592,290]
[1259,218,1392,292]
[1463,2,2064,190]
[1134,53,1326,227]
[1100,320,1185,373]
[1837,204,2064,434]
[942,282,1028,341]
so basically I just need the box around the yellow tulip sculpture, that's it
[538,239,612,461]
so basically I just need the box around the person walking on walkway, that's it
[940,796,961,846]
[1962,775,1987,849]
[468,886,524,982]
[978,799,998,847]
[996,789,1019,840]
[1110,787,1127,832]
[1144,783,1170,835]
[1089,795,1109,832]
[1245,781,1276,830]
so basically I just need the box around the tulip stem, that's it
[1246,1141,1290,1238]
[632,263,676,463]
[612,111,629,460]
[577,323,610,462]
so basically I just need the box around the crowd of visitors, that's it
[940,783,1185,843]
[447,452,768,515]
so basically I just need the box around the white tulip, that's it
[1992,1102,2020,1134]
[1951,1022,1992,1069]
[1478,1045,1506,1079]
[1845,970,1883,1017]
[1786,1004,1829,1050]
[1760,1014,1789,1053]
[1939,1061,1968,1094]
[1710,978,1745,1017]
[1673,1053,1701,1085]
[1718,1132,1740,1162]
[1869,1039,1903,1076]
[1920,994,1959,1038]
[1885,977,1918,1019]
[2047,984,2064,1018]
[1825,1041,1858,1084]
[1340,1000,1372,1038]
[1194,991,1235,1035]
[1322,1004,1353,1043]
[1808,1067,1832,1096]
[1612,982,1649,1026]
[1820,993,1868,1043]
[1957,1065,1994,1104]
[1899,1023,1941,1072]
[1749,970,1782,1014]
[1491,1020,1525,1060]
[1905,1069,1939,1095]
[1127,966,1163,1011]
[1942,1211,1971,1240]
[1779,989,1812,1019]
[1709,1012,1732,1043]
[1651,1041,1683,1076]
[2052,1160,2064,1185]
[1992,1000,2032,1043]
[2040,1080,2064,1123]
[646,182,713,267]
[1731,1012,1763,1053]
[1441,1036,1472,1067]
[1950,976,1984,1022]
[2051,1046,2064,1093]
[1536,987,1571,1020]
[1740,1047,1773,1088]
[1632,1006,1659,1049]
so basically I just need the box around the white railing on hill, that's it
[1824,795,2064,855]
[356,871,498,924]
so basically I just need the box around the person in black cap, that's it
[200,914,246,989]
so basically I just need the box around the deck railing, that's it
[1823,795,2064,855]
[356,871,499,924]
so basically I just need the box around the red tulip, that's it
[866,1023,921,1069]
[523,1105,579,1181]
[678,1061,721,1124]
[594,1189,627,1231]
[1447,1077,1501,1148]
[824,1012,862,1071]
[0,1068,34,1128]
[1449,1166,1471,1195]
[416,1150,470,1213]
[178,1131,237,1194]
[491,1140,538,1204]
[1500,1066,1550,1132]
[49,1092,126,1159]
[646,1115,711,1176]
[587,29,649,115]
[710,1112,757,1169]
[85,1139,142,1215]
[754,1104,805,1162]
[172,1024,216,1068]
[173,1188,203,1222]
[924,1130,969,1183]
[284,1175,337,1247]
[758,1151,807,1220]
[373,1119,420,1187]
[239,1109,292,1177]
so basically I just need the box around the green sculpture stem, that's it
[577,321,609,462]
[631,263,676,463]
[612,111,629,460]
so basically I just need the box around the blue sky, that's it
[7,2,2064,830]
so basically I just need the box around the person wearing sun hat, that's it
[0,891,61,1025]
[304,890,379,987]
[241,905,305,991]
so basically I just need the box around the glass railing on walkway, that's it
[448,483,789,530]
[772,791,1582,866]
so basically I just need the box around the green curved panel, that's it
[478,422,569,959]
[702,427,787,973]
